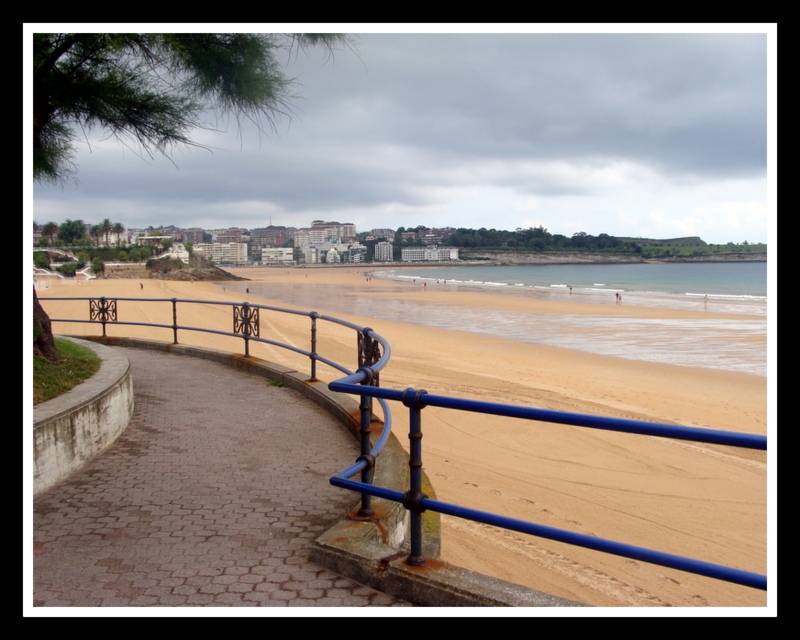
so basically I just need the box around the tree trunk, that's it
[33,287,59,360]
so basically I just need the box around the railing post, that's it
[402,387,428,566]
[357,369,375,517]
[354,328,383,518]
[171,298,178,344]
[243,302,250,357]
[309,312,319,381]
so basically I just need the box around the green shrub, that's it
[56,262,77,277]
[34,252,50,269]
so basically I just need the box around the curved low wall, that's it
[33,338,134,495]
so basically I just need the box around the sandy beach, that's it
[36,266,768,608]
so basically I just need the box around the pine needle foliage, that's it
[32,32,351,183]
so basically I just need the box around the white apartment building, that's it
[195,242,248,264]
[401,245,459,262]
[260,247,294,264]
[295,220,356,249]
[374,241,394,261]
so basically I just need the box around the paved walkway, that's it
[33,348,411,607]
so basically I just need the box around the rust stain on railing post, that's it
[358,329,382,387]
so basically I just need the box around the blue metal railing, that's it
[328,379,767,590]
[40,293,767,593]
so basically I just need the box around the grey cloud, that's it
[32,30,769,241]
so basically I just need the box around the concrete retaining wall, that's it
[33,338,134,495]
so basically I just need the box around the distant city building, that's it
[398,227,454,244]
[311,220,356,243]
[182,228,205,244]
[370,228,396,242]
[260,247,294,264]
[195,242,248,264]
[296,220,356,249]
[374,241,394,261]
[401,245,459,262]
[251,225,293,248]
[213,228,245,244]
[420,227,454,244]
[438,246,459,261]
[348,243,367,264]
[325,247,341,263]
[303,246,320,265]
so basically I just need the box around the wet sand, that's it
[37,268,769,608]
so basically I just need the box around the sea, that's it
[227,262,768,378]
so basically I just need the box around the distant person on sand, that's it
[140,283,143,289]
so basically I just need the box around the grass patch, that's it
[267,379,286,388]
[33,338,101,405]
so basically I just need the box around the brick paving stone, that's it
[33,348,411,609]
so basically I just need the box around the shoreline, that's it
[36,271,768,607]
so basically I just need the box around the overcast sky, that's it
[28,26,775,244]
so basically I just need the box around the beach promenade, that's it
[32,346,412,608]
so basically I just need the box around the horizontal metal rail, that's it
[328,474,766,590]
[40,293,767,595]
[328,382,766,450]
[326,382,767,590]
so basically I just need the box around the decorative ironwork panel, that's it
[89,298,117,322]
[233,305,260,337]
[358,331,382,386]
